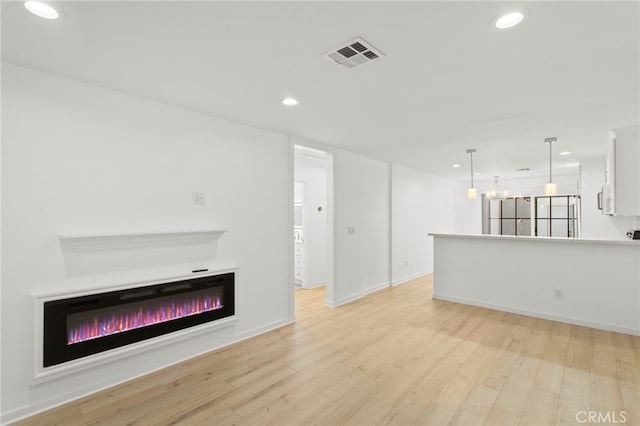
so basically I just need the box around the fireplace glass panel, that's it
[67,287,223,344]
[43,272,234,367]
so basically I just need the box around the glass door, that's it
[535,195,580,238]
[487,197,531,236]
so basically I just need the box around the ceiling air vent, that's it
[324,37,384,69]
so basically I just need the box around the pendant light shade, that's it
[544,137,557,195]
[544,182,558,196]
[466,149,477,199]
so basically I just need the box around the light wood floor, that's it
[17,275,640,425]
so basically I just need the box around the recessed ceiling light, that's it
[282,98,299,106]
[565,162,580,168]
[494,11,525,29]
[474,172,481,176]
[559,151,571,156]
[452,164,461,168]
[24,1,59,19]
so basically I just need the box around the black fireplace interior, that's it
[44,272,234,367]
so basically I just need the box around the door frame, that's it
[289,138,335,317]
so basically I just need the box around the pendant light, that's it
[487,176,509,199]
[487,176,499,199]
[544,137,558,195]
[466,149,477,199]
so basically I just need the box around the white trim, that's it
[287,136,296,323]
[59,229,225,251]
[389,163,394,298]
[326,281,390,308]
[4,316,295,425]
[363,281,390,296]
[307,280,326,289]
[324,150,336,309]
[32,268,237,384]
[392,270,431,286]
[432,293,640,336]
[32,268,236,301]
[234,317,295,341]
[325,291,362,308]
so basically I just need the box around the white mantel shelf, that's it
[60,230,226,251]
[429,233,639,246]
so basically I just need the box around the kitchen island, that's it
[430,233,640,335]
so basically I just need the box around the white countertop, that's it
[428,233,640,246]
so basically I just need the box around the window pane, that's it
[537,198,550,218]
[489,219,501,235]
[517,198,531,218]
[536,219,549,237]
[502,219,516,235]
[551,206,568,219]
[503,199,516,219]
[551,196,569,218]
[568,196,578,220]
[517,219,531,236]
[489,200,501,219]
[551,219,569,237]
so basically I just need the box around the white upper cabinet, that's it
[605,125,640,216]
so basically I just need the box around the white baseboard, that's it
[1,317,295,425]
[326,292,361,308]
[326,281,390,308]
[363,281,390,296]
[234,317,295,341]
[432,293,640,336]
[307,281,326,289]
[392,270,431,286]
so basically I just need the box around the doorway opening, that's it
[293,145,333,311]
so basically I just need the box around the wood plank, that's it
[341,397,392,425]
[484,408,520,426]
[446,384,498,425]
[520,386,559,426]
[414,403,455,425]
[555,367,591,426]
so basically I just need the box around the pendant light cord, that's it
[470,151,474,187]
[466,148,477,189]
[545,137,557,184]
[549,140,552,183]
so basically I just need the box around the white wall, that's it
[1,64,292,422]
[391,164,481,285]
[580,157,638,239]
[332,150,391,306]
[433,234,640,336]
[294,152,328,288]
[10,58,607,420]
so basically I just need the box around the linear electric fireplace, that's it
[42,272,234,368]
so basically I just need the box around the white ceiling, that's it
[2,1,638,181]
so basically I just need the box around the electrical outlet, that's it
[554,288,564,300]
[347,226,355,234]
[192,192,206,205]
[404,261,408,268]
